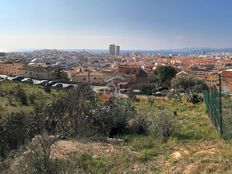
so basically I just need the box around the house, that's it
[205,73,218,88]
[19,65,55,80]
[188,67,209,80]
[221,69,232,93]
[0,62,23,76]
[176,71,189,78]
[118,64,150,84]
[118,64,141,75]
[71,69,108,85]
[135,69,149,84]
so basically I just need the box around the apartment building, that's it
[0,62,23,76]
[19,65,55,80]
[71,69,108,85]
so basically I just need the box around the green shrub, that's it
[13,133,58,174]
[186,91,203,104]
[44,86,138,138]
[127,115,149,135]
[29,94,37,104]
[15,88,28,105]
[44,85,51,93]
[171,76,208,93]
[0,112,27,159]
[0,112,45,160]
[150,111,176,143]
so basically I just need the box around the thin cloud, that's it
[176,35,184,40]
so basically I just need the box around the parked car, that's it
[37,80,49,85]
[0,75,8,80]
[52,83,63,88]
[64,84,74,89]
[12,76,24,81]
[21,78,33,84]
[47,80,59,86]
[154,91,164,97]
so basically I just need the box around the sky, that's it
[0,0,232,51]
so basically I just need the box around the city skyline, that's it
[0,0,232,51]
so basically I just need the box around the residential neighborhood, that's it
[1,48,232,94]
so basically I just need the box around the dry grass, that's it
[2,85,232,173]
[0,81,62,115]
[40,98,232,173]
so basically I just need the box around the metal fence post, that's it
[218,74,223,137]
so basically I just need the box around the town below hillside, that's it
[0,48,232,95]
[0,49,232,173]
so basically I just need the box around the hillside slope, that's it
[9,99,232,174]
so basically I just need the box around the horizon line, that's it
[2,47,232,53]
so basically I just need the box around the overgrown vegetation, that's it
[171,76,208,93]
[150,111,176,143]
[1,80,232,173]
[42,85,140,138]
[154,65,177,89]
[14,133,58,174]
[0,81,61,115]
[134,65,177,95]
[52,68,70,82]
[0,82,147,170]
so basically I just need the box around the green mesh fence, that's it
[203,89,222,135]
[221,93,232,139]
[203,88,232,139]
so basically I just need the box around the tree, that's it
[171,76,208,93]
[0,112,27,158]
[131,66,176,96]
[149,76,159,83]
[43,85,138,138]
[53,68,69,81]
[15,133,58,174]
[140,84,156,95]
[154,66,177,89]
[0,111,46,160]
[132,83,156,96]
[44,84,97,136]
[91,98,136,137]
